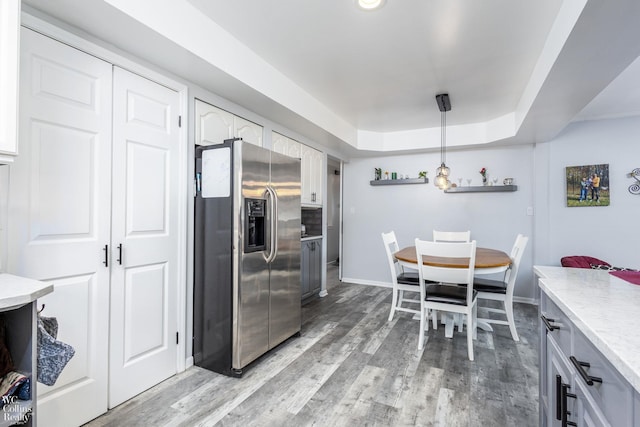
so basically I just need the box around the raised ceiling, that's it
[21,0,640,157]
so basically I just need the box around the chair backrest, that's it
[382,231,402,284]
[415,238,477,303]
[433,230,471,243]
[504,234,529,294]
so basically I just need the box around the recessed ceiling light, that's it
[356,0,386,11]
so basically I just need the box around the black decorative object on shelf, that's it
[628,168,640,195]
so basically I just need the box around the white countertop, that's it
[0,273,54,311]
[301,235,322,242]
[534,265,640,393]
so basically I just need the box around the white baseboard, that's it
[340,277,392,288]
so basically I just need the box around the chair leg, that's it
[418,307,425,350]
[456,313,463,332]
[388,288,398,321]
[505,298,520,342]
[467,309,474,361]
[431,311,438,330]
[472,304,478,340]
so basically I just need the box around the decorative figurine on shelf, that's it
[374,168,382,181]
[418,171,428,179]
[628,168,640,194]
[479,167,487,185]
[384,171,389,180]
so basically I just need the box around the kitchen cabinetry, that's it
[0,274,54,427]
[0,0,21,163]
[300,144,323,206]
[272,131,323,207]
[301,238,322,302]
[195,99,263,147]
[272,131,300,159]
[539,283,635,426]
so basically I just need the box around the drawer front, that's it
[572,328,633,427]
[574,380,610,427]
[540,293,573,357]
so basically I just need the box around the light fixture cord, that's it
[440,110,446,165]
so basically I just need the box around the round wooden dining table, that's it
[394,246,511,274]
[394,246,512,336]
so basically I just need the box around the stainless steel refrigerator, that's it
[193,138,301,377]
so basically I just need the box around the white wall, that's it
[342,144,537,301]
[540,116,640,269]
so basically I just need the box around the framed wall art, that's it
[565,163,609,207]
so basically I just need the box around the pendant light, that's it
[434,93,451,190]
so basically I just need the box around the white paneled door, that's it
[11,29,182,425]
[11,27,112,426]
[109,67,179,407]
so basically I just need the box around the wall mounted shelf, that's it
[370,177,429,186]
[444,185,518,193]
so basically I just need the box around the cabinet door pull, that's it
[561,383,577,427]
[541,315,559,331]
[103,244,109,267]
[555,375,562,421]
[117,244,123,265]
[570,356,603,386]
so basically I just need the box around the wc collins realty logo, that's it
[2,395,31,424]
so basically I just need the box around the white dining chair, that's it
[433,230,471,243]
[415,238,478,361]
[474,234,528,341]
[382,231,421,321]
[431,230,471,329]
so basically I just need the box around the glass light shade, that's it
[356,0,386,10]
[436,163,450,177]
[435,173,448,189]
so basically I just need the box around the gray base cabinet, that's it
[539,289,636,426]
[301,238,321,302]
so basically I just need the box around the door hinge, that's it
[178,115,182,127]
[176,332,179,344]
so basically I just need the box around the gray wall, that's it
[340,116,640,302]
[537,116,640,269]
[342,144,536,301]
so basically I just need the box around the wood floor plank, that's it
[84,265,540,427]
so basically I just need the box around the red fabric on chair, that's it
[560,256,611,269]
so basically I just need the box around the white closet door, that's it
[109,67,179,407]
[10,28,112,427]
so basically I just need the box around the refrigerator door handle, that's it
[265,185,279,263]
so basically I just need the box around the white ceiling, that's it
[21,0,640,157]
[186,0,561,132]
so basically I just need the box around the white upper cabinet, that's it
[272,132,322,206]
[195,99,262,147]
[300,143,323,206]
[234,116,263,147]
[0,0,21,163]
[272,131,300,159]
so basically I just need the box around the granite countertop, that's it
[0,273,54,311]
[534,265,640,393]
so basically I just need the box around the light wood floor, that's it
[84,264,539,426]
